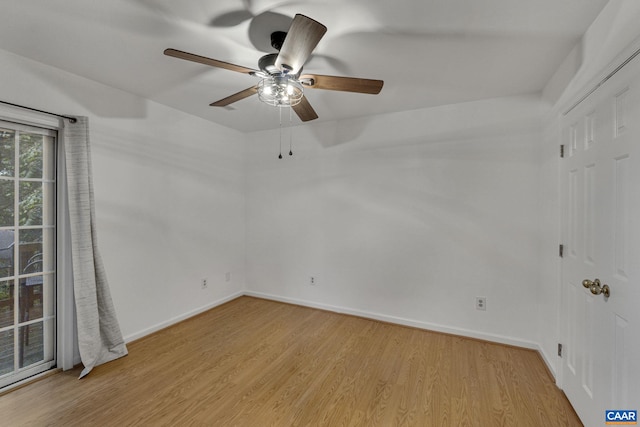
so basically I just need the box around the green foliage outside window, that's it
[0,130,44,235]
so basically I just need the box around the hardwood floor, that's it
[0,296,582,426]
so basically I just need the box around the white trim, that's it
[244,291,540,351]
[0,104,60,130]
[0,116,62,388]
[123,291,244,343]
[557,33,640,117]
[0,109,77,372]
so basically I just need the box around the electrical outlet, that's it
[476,297,486,311]
[309,276,316,286]
[201,278,208,289]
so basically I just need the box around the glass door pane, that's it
[0,121,56,388]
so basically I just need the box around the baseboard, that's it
[123,291,244,343]
[121,289,559,382]
[244,291,540,351]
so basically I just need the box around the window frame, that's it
[0,104,75,389]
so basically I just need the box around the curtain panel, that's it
[63,117,127,378]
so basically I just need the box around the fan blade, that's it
[164,48,257,75]
[275,14,327,75]
[291,95,318,122]
[210,85,259,107]
[300,74,383,94]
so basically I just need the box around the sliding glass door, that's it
[0,121,56,387]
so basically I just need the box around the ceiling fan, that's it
[164,14,384,122]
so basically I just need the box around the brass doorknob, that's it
[582,278,610,298]
[582,278,597,288]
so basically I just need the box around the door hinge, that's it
[559,244,564,258]
[558,343,563,357]
[560,144,565,158]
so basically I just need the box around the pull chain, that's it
[289,107,293,156]
[278,106,283,159]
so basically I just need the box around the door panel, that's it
[561,52,640,424]
[0,121,56,388]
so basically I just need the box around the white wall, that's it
[0,48,247,342]
[246,95,546,350]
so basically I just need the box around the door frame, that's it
[0,104,77,390]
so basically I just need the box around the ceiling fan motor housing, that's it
[259,53,301,77]
[270,31,287,51]
[258,53,279,74]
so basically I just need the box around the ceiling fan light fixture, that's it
[258,76,303,107]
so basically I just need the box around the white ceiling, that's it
[0,0,609,132]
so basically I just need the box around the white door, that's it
[561,53,640,425]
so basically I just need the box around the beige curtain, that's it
[63,117,127,378]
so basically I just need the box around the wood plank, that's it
[0,296,582,426]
